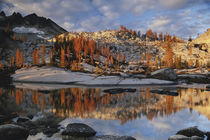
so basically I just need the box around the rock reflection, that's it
[2,87,210,124]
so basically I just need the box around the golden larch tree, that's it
[165,40,174,68]
[41,45,46,65]
[16,48,20,67]
[36,48,40,65]
[32,49,36,65]
[60,48,65,68]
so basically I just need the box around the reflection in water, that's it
[1,87,210,124]
[0,86,210,140]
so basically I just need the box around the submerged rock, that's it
[104,88,136,94]
[176,126,205,138]
[33,113,63,128]
[168,135,203,140]
[151,68,177,81]
[150,89,178,96]
[91,135,136,140]
[43,127,59,137]
[168,134,190,140]
[0,124,29,140]
[20,113,63,136]
[62,123,96,137]
[0,113,18,124]
[16,116,30,123]
[177,74,209,84]
[206,132,210,139]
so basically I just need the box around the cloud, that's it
[62,22,74,31]
[158,0,189,9]
[0,0,209,37]
[148,16,171,33]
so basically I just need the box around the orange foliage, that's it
[0,63,3,69]
[15,48,20,67]
[32,49,36,65]
[36,48,40,65]
[0,89,2,96]
[146,29,154,39]
[60,48,65,67]
[61,89,65,106]
[41,45,46,65]
[165,39,174,68]
[41,94,45,110]
[146,51,150,67]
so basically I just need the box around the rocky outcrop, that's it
[0,11,5,17]
[61,123,136,140]
[62,123,96,137]
[0,113,18,124]
[150,89,178,96]
[19,114,63,137]
[91,135,136,140]
[176,127,205,138]
[0,124,29,140]
[168,126,209,140]
[177,74,210,84]
[16,116,30,123]
[104,88,136,94]
[193,28,210,44]
[168,135,203,140]
[150,68,177,81]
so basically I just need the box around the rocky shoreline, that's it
[11,66,210,87]
[0,112,209,140]
[0,113,136,140]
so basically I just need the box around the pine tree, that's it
[195,59,199,68]
[13,34,17,40]
[32,49,36,65]
[60,48,65,68]
[154,32,158,40]
[159,32,163,42]
[24,36,27,42]
[16,48,20,67]
[165,38,174,68]
[41,45,46,65]
[189,43,193,55]
[20,51,24,67]
[19,34,22,41]
[36,48,40,66]
[5,23,10,33]
[146,51,150,67]
[11,56,15,66]
[146,29,154,40]
[67,45,70,63]
[155,56,158,69]
[141,55,144,65]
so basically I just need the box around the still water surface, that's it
[0,85,210,140]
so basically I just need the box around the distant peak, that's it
[0,11,5,17]
[12,12,22,17]
[26,13,38,17]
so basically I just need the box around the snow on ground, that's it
[13,26,44,34]
[12,66,174,86]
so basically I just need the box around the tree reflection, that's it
[7,87,210,124]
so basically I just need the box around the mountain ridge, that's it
[0,11,67,35]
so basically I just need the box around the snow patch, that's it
[13,26,44,34]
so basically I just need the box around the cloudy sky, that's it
[0,0,210,38]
